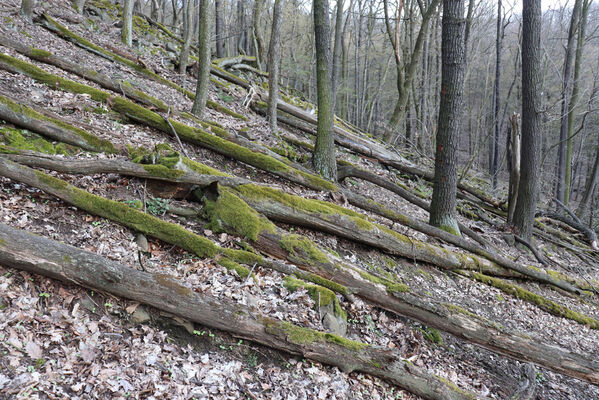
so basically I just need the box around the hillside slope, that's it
[1,1,598,399]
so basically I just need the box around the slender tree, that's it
[513,0,542,240]
[121,0,135,47]
[215,0,226,58]
[429,0,466,235]
[555,0,582,204]
[179,0,194,74]
[21,0,35,22]
[252,0,266,69]
[564,0,591,204]
[312,0,337,181]
[267,0,284,133]
[331,0,344,110]
[191,0,211,118]
[490,0,503,189]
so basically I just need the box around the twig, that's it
[514,234,548,266]
[243,263,257,284]
[163,106,189,157]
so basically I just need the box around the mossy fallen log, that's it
[0,92,117,153]
[0,223,480,400]
[2,157,598,384]
[34,14,247,120]
[0,53,335,191]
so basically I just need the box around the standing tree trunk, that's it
[191,0,211,118]
[72,0,86,13]
[555,0,582,205]
[21,0,35,22]
[312,0,337,181]
[215,0,226,58]
[121,0,135,47]
[331,0,344,111]
[429,0,466,236]
[490,0,503,189]
[564,0,590,205]
[507,113,520,224]
[513,0,541,240]
[179,0,194,75]
[252,0,266,69]
[237,0,247,54]
[267,0,284,133]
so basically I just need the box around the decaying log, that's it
[1,157,598,385]
[537,210,598,251]
[0,223,479,400]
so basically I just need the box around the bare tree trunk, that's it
[179,0,194,74]
[215,0,226,58]
[191,0,211,117]
[267,0,284,133]
[122,0,135,46]
[429,0,466,236]
[556,0,582,205]
[331,0,344,110]
[312,0,337,181]
[564,0,590,205]
[513,0,541,240]
[252,0,266,69]
[490,0,503,189]
[20,0,35,22]
[508,113,520,224]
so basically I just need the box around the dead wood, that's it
[0,223,479,400]
[0,92,117,153]
[537,211,598,251]
[1,157,598,384]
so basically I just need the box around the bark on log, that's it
[1,158,598,385]
[0,223,479,400]
[0,92,117,153]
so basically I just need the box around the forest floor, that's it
[1,0,599,399]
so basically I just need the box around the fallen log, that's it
[0,223,480,400]
[1,157,598,384]
[0,92,117,153]
[0,53,336,192]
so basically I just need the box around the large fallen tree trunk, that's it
[1,157,598,385]
[0,223,479,400]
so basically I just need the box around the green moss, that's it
[235,185,366,226]
[0,127,69,155]
[358,270,409,295]
[218,258,251,279]
[264,319,367,352]
[33,169,221,259]
[294,271,348,295]
[0,52,109,103]
[420,327,443,344]
[206,100,247,120]
[439,224,461,236]
[280,234,330,265]
[28,48,53,58]
[471,272,599,329]
[0,86,116,154]
[283,276,347,320]
[140,164,185,179]
[203,188,276,241]
[435,376,476,400]
[222,248,264,265]
[0,238,5,246]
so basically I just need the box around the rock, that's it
[136,233,149,253]
[320,306,347,337]
[131,307,151,324]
